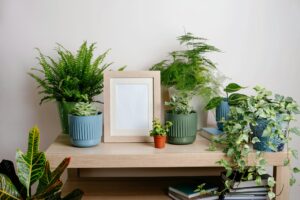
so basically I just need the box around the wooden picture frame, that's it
[103,71,161,142]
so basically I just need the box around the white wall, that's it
[0,0,299,199]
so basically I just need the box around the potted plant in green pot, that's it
[68,102,102,147]
[205,83,247,131]
[150,32,222,130]
[165,95,197,144]
[29,41,110,134]
[149,119,172,149]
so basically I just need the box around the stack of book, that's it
[200,127,224,141]
[168,179,220,200]
[221,172,270,200]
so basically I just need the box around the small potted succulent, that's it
[68,102,102,147]
[149,119,172,149]
[29,41,110,134]
[165,95,197,144]
[205,83,247,130]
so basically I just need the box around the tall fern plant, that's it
[151,32,222,99]
[29,41,111,104]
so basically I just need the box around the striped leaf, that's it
[36,158,70,194]
[0,173,21,200]
[16,126,46,197]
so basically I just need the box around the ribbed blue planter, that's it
[68,113,102,147]
[216,99,230,131]
[250,118,286,152]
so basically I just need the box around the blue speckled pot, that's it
[216,99,230,131]
[250,118,286,152]
[68,113,102,147]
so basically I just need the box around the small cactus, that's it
[71,102,98,116]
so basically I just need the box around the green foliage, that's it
[0,127,83,200]
[29,41,111,104]
[0,174,21,200]
[149,119,172,137]
[210,86,300,199]
[151,32,222,99]
[16,127,46,197]
[71,102,98,116]
[165,95,193,115]
[205,82,246,110]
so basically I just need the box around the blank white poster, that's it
[110,78,153,136]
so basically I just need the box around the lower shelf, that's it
[62,177,199,200]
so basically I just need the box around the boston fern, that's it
[29,41,111,104]
[151,32,222,99]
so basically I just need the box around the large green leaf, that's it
[0,173,21,200]
[224,83,245,93]
[205,97,223,110]
[16,127,46,197]
[36,158,70,195]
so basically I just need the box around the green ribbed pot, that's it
[166,111,197,145]
[57,101,76,134]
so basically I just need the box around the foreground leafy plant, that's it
[0,127,83,200]
[29,41,111,104]
[151,32,222,99]
[211,86,300,199]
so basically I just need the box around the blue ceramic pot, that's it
[250,118,286,152]
[216,99,230,131]
[68,113,102,147]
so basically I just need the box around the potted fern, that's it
[149,119,172,149]
[165,95,197,144]
[151,33,221,134]
[68,102,102,147]
[29,41,110,134]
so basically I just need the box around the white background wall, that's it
[0,0,299,199]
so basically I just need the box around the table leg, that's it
[273,166,290,200]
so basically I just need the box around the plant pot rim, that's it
[69,112,102,118]
[166,110,196,115]
[153,135,167,138]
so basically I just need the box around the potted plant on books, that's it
[68,102,102,147]
[150,32,222,128]
[149,119,172,149]
[0,126,83,199]
[205,83,247,131]
[211,85,300,199]
[29,41,111,134]
[165,95,197,144]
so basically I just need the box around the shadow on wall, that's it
[25,73,61,151]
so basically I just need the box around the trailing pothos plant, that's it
[150,32,222,99]
[209,86,300,199]
[0,127,83,200]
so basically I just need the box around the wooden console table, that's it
[46,134,290,200]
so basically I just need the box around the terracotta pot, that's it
[154,135,167,149]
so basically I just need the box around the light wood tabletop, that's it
[46,134,290,200]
